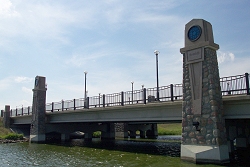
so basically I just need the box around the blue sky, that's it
[0,0,250,109]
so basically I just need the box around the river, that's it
[0,136,243,167]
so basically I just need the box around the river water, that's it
[0,136,242,167]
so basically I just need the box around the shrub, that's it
[3,133,24,140]
[92,131,101,138]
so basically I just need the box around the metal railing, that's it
[9,73,250,117]
[220,73,250,96]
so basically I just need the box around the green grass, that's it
[0,117,24,140]
[157,123,182,135]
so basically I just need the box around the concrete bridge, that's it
[2,19,250,164]
[2,74,250,143]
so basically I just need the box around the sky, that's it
[0,0,250,109]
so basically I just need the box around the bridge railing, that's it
[10,106,31,117]
[220,73,250,96]
[9,73,249,116]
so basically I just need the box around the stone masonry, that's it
[30,76,47,143]
[182,47,227,146]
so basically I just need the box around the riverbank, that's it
[0,138,29,144]
[0,117,27,143]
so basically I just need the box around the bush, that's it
[3,133,24,140]
[92,131,101,138]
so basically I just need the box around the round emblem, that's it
[188,25,202,42]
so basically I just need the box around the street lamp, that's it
[154,50,160,101]
[84,71,88,108]
[131,81,134,104]
[99,93,101,107]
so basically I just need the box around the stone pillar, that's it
[115,123,128,138]
[30,76,47,143]
[1,110,3,117]
[3,105,10,128]
[180,19,229,164]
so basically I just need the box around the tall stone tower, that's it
[180,19,229,164]
[30,76,47,143]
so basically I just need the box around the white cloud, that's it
[14,76,32,83]
[217,51,235,64]
[0,0,20,17]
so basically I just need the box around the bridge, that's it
[2,73,250,140]
[2,19,250,164]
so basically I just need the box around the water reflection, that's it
[67,137,181,157]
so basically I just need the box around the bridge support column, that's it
[101,123,115,140]
[115,123,128,138]
[140,130,146,138]
[61,133,70,142]
[146,124,158,139]
[129,131,136,139]
[30,76,47,143]
[84,133,93,141]
[3,105,10,128]
[180,19,229,164]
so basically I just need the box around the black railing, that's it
[9,73,250,117]
[220,73,250,96]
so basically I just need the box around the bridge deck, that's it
[10,95,250,125]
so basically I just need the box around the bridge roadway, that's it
[11,95,250,125]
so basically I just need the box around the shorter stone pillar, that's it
[30,76,47,143]
[3,105,10,128]
[1,110,3,117]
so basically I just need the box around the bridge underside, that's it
[225,118,250,162]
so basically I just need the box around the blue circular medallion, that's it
[188,25,202,41]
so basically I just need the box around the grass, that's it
[0,117,24,140]
[157,123,182,135]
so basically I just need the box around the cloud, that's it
[14,76,33,83]
[0,0,20,17]
[217,51,235,64]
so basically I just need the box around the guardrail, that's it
[9,73,250,117]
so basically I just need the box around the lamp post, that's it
[99,93,101,107]
[131,81,134,104]
[154,50,160,101]
[84,71,88,108]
